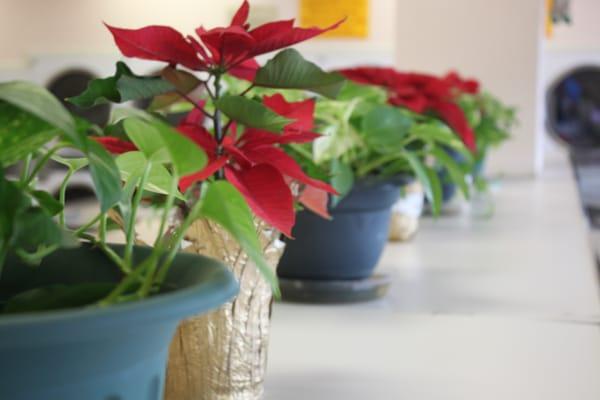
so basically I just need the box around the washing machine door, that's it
[547,65,600,149]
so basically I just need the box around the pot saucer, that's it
[278,274,391,304]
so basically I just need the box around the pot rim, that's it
[0,247,238,335]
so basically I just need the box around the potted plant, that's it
[276,79,471,287]
[70,1,344,398]
[0,81,239,399]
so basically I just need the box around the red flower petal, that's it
[229,58,259,81]
[179,156,228,192]
[431,101,477,152]
[230,0,250,26]
[444,72,480,95]
[262,94,315,131]
[225,164,295,237]
[298,185,331,219]
[196,25,255,66]
[243,146,337,194]
[92,137,137,154]
[248,18,345,57]
[105,24,205,70]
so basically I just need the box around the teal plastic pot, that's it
[0,245,238,400]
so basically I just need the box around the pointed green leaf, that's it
[152,121,207,176]
[254,49,346,98]
[403,152,442,215]
[87,139,122,212]
[197,181,279,295]
[0,81,81,147]
[215,95,292,133]
[361,105,413,153]
[116,151,184,199]
[67,61,174,108]
[330,159,354,207]
[123,118,170,162]
[51,156,89,172]
[431,146,470,199]
[30,191,63,216]
[0,102,58,166]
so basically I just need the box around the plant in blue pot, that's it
[0,81,239,400]
[274,79,471,299]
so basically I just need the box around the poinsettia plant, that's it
[68,0,345,290]
[0,81,218,311]
[259,78,474,216]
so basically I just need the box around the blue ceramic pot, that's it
[278,178,401,280]
[0,245,238,400]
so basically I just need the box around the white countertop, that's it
[267,163,600,399]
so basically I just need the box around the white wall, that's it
[394,0,544,177]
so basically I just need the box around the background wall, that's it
[394,0,544,177]
[0,0,545,177]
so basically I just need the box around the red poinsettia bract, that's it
[105,0,343,80]
[338,67,478,152]
[177,94,337,237]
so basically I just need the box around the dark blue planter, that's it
[278,179,401,280]
[0,245,238,400]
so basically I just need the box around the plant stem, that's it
[356,154,400,177]
[138,173,180,297]
[153,197,204,286]
[177,90,213,119]
[213,74,225,179]
[25,144,64,185]
[123,162,152,269]
[72,213,102,236]
[239,83,254,97]
[20,154,32,184]
[99,213,107,243]
[58,168,75,227]
[77,232,129,274]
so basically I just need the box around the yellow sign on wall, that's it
[299,0,369,39]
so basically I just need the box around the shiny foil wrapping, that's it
[165,218,284,400]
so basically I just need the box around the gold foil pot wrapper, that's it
[165,218,284,400]
[388,181,424,242]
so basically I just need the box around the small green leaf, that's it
[411,122,473,164]
[4,283,116,313]
[198,181,279,295]
[30,191,63,216]
[0,81,82,147]
[254,49,346,98]
[330,159,354,207]
[116,151,184,199]
[215,95,292,133]
[403,152,442,215]
[87,139,123,212]
[152,121,207,176]
[51,156,89,172]
[431,146,470,199]
[0,102,58,166]
[67,62,174,108]
[361,105,412,153]
[12,208,76,252]
[123,118,169,162]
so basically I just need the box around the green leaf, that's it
[0,102,58,166]
[87,139,123,212]
[51,155,89,172]
[254,49,346,98]
[0,173,31,251]
[198,181,279,295]
[152,120,208,176]
[403,152,442,215]
[149,67,202,111]
[123,118,169,162]
[431,146,470,199]
[330,159,354,207]
[12,208,76,252]
[3,283,116,313]
[215,95,292,133]
[361,105,413,153]
[410,121,473,164]
[67,61,174,108]
[0,81,81,147]
[30,191,63,216]
[116,151,184,199]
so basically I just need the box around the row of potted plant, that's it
[0,1,515,399]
